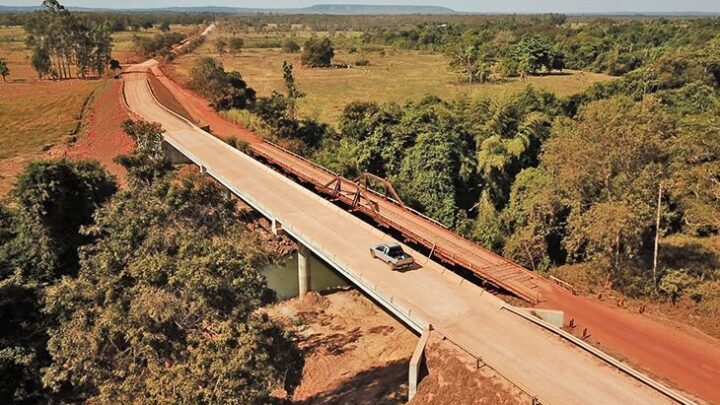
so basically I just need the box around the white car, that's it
[370,243,415,270]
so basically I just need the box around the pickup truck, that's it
[370,243,415,270]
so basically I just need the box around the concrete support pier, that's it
[298,244,311,298]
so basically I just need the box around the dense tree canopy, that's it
[1,122,304,403]
[0,160,117,404]
[43,174,303,404]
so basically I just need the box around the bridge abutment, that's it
[298,244,311,298]
[161,140,192,165]
[408,327,431,401]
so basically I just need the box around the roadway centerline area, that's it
[122,68,681,405]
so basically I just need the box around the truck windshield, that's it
[387,246,405,258]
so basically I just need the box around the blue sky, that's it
[2,0,719,13]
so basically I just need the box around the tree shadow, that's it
[302,326,363,356]
[659,240,719,277]
[532,71,573,77]
[296,358,410,405]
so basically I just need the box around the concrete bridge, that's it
[122,62,693,405]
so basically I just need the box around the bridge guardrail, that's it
[501,305,696,405]
[431,327,544,405]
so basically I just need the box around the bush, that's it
[354,59,370,66]
[188,57,256,111]
[550,263,607,294]
[301,37,334,67]
[228,37,244,54]
[254,39,282,48]
[659,269,695,303]
[282,39,300,53]
[226,135,239,148]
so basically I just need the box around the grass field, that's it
[112,24,200,62]
[0,24,197,162]
[169,37,614,126]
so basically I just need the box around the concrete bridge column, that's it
[271,218,283,235]
[298,244,311,298]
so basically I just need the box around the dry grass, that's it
[169,41,614,126]
[112,24,200,62]
[0,26,105,159]
[0,80,104,159]
[0,24,199,161]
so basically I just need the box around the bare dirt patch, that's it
[267,290,418,404]
[410,334,527,405]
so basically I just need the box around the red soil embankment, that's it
[62,79,133,185]
[410,333,526,405]
[1,79,133,194]
[268,290,417,404]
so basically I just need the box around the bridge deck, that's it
[122,69,676,405]
[251,141,543,303]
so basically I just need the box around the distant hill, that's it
[0,4,458,14]
[1,4,718,16]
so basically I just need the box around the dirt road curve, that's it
[149,61,720,403]
[122,62,682,405]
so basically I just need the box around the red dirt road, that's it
[541,285,720,404]
[146,65,720,404]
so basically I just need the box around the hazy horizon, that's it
[1,0,720,14]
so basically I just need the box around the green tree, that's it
[159,20,170,32]
[24,0,114,79]
[30,47,52,79]
[667,113,720,234]
[0,160,116,404]
[215,37,227,58]
[282,38,300,53]
[0,59,8,82]
[109,58,121,78]
[282,61,305,119]
[301,37,334,67]
[499,168,564,270]
[115,120,171,187]
[11,159,118,279]
[542,97,674,291]
[228,37,244,54]
[448,44,490,84]
[394,100,474,226]
[188,57,255,111]
[512,35,564,76]
[42,173,303,404]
